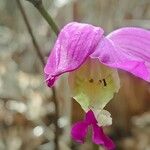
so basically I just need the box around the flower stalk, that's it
[26,0,59,35]
[16,0,45,66]
[17,0,60,150]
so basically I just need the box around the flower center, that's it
[89,78,94,83]
[68,58,120,111]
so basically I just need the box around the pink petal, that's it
[71,110,97,144]
[92,124,115,150]
[44,22,104,87]
[85,110,97,125]
[71,121,88,143]
[91,28,150,82]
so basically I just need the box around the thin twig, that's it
[26,0,59,35]
[16,1,60,150]
[52,87,59,150]
[16,0,45,66]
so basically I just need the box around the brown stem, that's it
[52,87,59,150]
[16,0,45,66]
[16,1,59,149]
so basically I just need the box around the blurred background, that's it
[0,0,150,149]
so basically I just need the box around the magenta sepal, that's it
[71,110,115,150]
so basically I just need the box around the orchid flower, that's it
[44,22,150,149]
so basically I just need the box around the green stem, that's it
[37,4,59,35]
[26,0,59,35]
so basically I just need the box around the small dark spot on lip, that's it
[89,79,94,83]
[99,80,102,83]
[103,79,107,86]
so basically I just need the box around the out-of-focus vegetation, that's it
[0,0,150,150]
